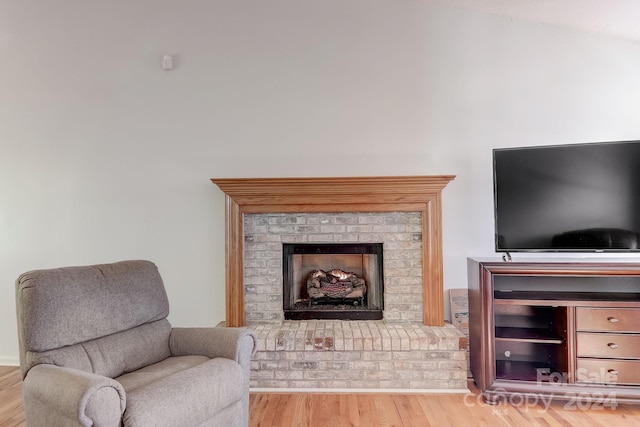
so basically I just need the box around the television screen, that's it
[493,140,640,252]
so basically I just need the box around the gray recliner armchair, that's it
[15,260,256,427]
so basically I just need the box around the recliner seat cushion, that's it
[121,357,244,427]
[116,355,210,392]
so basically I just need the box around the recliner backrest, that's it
[16,260,171,378]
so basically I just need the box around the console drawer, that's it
[577,332,640,359]
[576,358,640,385]
[576,308,640,333]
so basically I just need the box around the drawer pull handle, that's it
[607,343,619,349]
[607,369,619,376]
[607,317,619,323]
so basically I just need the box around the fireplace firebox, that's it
[283,243,384,320]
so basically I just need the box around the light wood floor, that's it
[0,367,24,427]
[3,365,640,426]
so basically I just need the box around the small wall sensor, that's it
[161,54,174,70]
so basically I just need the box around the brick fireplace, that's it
[211,176,468,391]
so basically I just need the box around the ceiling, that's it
[435,0,640,43]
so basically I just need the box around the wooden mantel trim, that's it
[211,175,455,327]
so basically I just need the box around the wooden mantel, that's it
[211,176,455,327]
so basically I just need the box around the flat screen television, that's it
[493,140,640,252]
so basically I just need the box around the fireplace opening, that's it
[283,243,384,320]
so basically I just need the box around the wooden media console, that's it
[468,258,640,405]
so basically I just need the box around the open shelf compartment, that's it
[494,304,568,382]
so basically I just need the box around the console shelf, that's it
[468,258,640,404]
[495,291,640,302]
[495,327,564,343]
[495,360,561,382]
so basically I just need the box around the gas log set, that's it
[306,269,367,307]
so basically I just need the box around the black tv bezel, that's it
[493,140,640,254]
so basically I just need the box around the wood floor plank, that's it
[343,392,360,427]
[0,367,25,427]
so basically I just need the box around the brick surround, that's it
[244,212,424,322]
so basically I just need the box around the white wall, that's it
[2,0,640,364]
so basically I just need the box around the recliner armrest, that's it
[22,364,125,427]
[170,327,255,427]
[169,327,256,369]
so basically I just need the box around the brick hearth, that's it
[246,320,467,391]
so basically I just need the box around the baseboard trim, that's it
[0,357,20,367]
[250,387,470,394]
